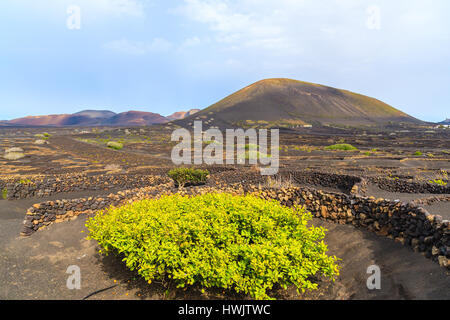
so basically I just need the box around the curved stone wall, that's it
[20,181,450,270]
[0,174,170,200]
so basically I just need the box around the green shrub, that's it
[324,144,358,151]
[86,193,340,300]
[168,168,209,187]
[414,151,423,156]
[19,179,33,185]
[1,188,7,200]
[429,179,447,186]
[106,141,123,150]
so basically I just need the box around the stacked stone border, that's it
[21,181,450,270]
[369,177,450,194]
[0,174,169,200]
[410,195,450,207]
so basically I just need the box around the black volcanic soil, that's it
[0,125,449,300]
[1,205,449,300]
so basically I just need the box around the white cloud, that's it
[174,0,449,60]
[103,38,173,55]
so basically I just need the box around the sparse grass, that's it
[263,175,295,189]
[293,145,319,153]
[238,151,272,161]
[325,144,358,151]
[387,174,399,181]
[168,168,209,187]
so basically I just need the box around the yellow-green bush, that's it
[168,168,209,187]
[325,144,358,151]
[86,193,340,300]
[106,141,123,150]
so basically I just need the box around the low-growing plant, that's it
[5,147,23,153]
[324,144,358,151]
[168,168,209,187]
[3,152,25,160]
[86,193,340,300]
[106,141,123,150]
[414,151,423,156]
[34,139,48,145]
[1,188,7,200]
[429,179,447,186]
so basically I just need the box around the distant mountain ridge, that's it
[2,109,199,127]
[439,118,450,124]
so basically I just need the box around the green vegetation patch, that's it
[429,179,448,186]
[86,193,340,300]
[414,151,423,156]
[106,141,123,150]
[324,144,358,151]
[1,188,7,200]
[19,179,33,185]
[168,168,209,187]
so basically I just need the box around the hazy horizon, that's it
[1,0,449,122]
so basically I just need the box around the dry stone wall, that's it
[21,180,450,270]
[0,174,169,200]
[369,177,450,194]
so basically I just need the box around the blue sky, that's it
[0,0,449,122]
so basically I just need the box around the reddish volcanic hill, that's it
[167,109,201,121]
[106,111,167,126]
